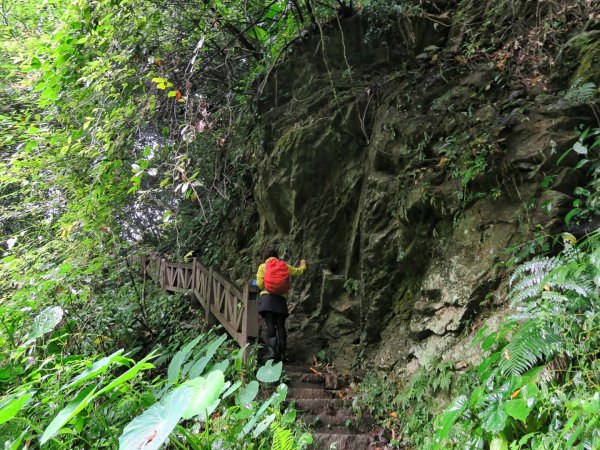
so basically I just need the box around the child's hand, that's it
[300,259,306,267]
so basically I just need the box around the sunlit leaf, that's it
[222,381,241,399]
[118,385,192,450]
[29,306,63,340]
[237,381,259,409]
[62,349,125,390]
[181,371,224,420]
[0,392,34,425]
[490,436,508,450]
[252,413,276,438]
[504,398,531,421]
[41,385,97,445]
[573,142,588,155]
[256,360,282,383]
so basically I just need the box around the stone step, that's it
[287,380,326,390]
[293,398,346,415]
[311,426,362,435]
[284,372,324,385]
[288,387,333,399]
[303,411,376,428]
[302,414,357,428]
[311,432,372,450]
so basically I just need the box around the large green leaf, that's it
[181,371,225,420]
[222,381,241,398]
[256,360,282,383]
[94,351,157,397]
[41,385,97,445]
[504,398,532,421]
[29,306,63,340]
[41,351,156,445]
[433,395,468,449]
[62,349,125,390]
[186,334,227,379]
[490,436,508,450]
[167,335,203,384]
[118,385,192,450]
[0,392,34,425]
[237,381,259,409]
[481,403,508,434]
[273,383,288,404]
[238,390,278,439]
[252,413,276,438]
[4,429,29,450]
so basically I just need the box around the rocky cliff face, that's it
[229,3,598,377]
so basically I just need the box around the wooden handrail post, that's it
[191,257,197,292]
[241,284,249,359]
[206,267,216,326]
[160,258,166,290]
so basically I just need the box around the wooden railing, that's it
[137,253,259,351]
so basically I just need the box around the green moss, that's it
[573,38,600,85]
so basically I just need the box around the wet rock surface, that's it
[220,11,598,383]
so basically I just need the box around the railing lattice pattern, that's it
[137,254,259,350]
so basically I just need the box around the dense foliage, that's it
[431,233,599,449]
[1,0,599,448]
[0,0,332,447]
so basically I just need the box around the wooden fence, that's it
[137,253,259,351]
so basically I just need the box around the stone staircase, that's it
[283,363,382,450]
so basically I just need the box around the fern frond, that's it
[499,321,561,376]
[541,290,570,305]
[509,257,556,287]
[511,274,545,293]
[271,423,295,450]
[564,79,597,103]
[510,285,542,305]
[548,280,594,298]
[435,370,453,391]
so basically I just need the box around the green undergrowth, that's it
[1,232,310,448]
[0,306,312,449]
[352,231,599,449]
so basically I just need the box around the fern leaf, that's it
[549,280,594,298]
[499,321,561,376]
[541,290,570,305]
[271,423,294,450]
[510,285,542,305]
[509,257,556,287]
[564,79,597,104]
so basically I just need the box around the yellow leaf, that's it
[60,222,79,239]
[93,335,112,344]
[561,232,577,244]
[504,348,511,360]
[510,389,521,399]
